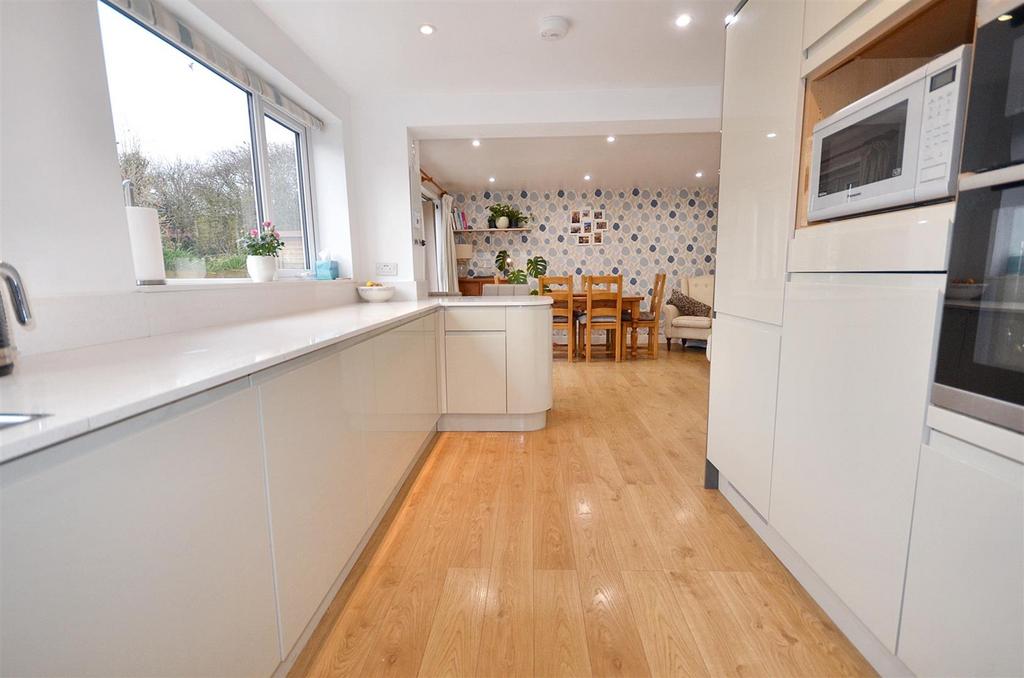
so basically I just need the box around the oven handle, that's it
[959,164,1024,191]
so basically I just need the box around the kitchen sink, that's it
[0,413,50,430]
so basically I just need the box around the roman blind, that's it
[102,0,325,130]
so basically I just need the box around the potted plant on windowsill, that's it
[487,203,530,229]
[239,221,284,282]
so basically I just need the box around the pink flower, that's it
[249,228,258,237]
[262,221,273,230]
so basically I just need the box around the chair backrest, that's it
[585,274,622,325]
[648,273,668,321]
[681,275,715,308]
[539,275,573,323]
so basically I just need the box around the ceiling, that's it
[420,132,721,192]
[252,0,734,95]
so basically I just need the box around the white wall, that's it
[0,0,136,297]
[349,85,722,286]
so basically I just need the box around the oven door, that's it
[961,6,1024,174]
[933,176,1024,433]
[809,79,923,222]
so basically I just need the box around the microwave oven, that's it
[808,46,971,222]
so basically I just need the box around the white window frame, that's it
[252,98,318,275]
[99,0,319,278]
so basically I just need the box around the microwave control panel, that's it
[916,46,972,202]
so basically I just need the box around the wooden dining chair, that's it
[539,275,576,362]
[626,273,667,359]
[577,274,624,362]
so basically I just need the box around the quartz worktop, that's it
[0,296,552,464]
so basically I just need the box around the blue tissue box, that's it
[315,260,339,280]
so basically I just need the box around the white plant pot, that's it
[246,255,278,282]
[496,216,510,229]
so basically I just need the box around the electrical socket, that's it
[375,262,398,276]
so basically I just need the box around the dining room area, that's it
[418,132,720,362]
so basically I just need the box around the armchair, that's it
[663,275,714,350]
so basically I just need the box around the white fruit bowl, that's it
[946,283,985,300]
[357,285,396,303]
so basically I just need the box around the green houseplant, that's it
[495,250,548,293]
[487,203,530,229]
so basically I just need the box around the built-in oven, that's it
[960,4,1024,176]
[933,173,1024,433]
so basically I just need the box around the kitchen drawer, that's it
[445,306,505,332]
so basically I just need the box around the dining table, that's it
[571,293,646,358]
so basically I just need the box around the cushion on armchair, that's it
[667,289,711,318]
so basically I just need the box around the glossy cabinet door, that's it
[715,0,804,325]
[706,313,782,515]
[0,381,280,677]
[445,331,507,414]
[368,316,440,515]
[898,432,1024,677]
[505,305,553,414]
[256,346,369,656]
[770,273,944,651]
[802,0,864,49]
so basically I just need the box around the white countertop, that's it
[0,296,551,464]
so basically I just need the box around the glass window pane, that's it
[97,2,258,279]
[264,115,308,270]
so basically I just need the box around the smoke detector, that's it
[539,16,570,41]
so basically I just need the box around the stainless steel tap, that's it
[0,263,32,376]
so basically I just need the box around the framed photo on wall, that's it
[595,220,608,231]
[571,210,581,224]
[593,210,604,220]
[577,234,591,246]
[583,221,593,233]
[570,223,581,234]
[582,208,592,219]
[593,232,604,245]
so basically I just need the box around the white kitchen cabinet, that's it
[707,313,782,516]
[715,0,804,325]
[368,316,440,514]
[0,380,280,677]
[445,331,507,414]
[505,305,553,414]
[898,431,1024,677]
[256,347,369,656]
[769,273,944,651]
[801,0,916,74]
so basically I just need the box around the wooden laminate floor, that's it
[292,348,876,678]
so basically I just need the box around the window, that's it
[97,2,314,279]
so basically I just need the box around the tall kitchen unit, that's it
[705,0,805,516]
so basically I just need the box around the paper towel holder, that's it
[123,180,167,286]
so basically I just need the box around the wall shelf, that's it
[454,228,531,233]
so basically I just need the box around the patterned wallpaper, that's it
[454,185,718,298]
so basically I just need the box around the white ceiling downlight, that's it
[488,176,496,183]
[539,16,570,40]
[724,12,737,25]
[766,132,777,138]
[607,135,616,143]
[583,174,592,181]
[472,139,481,147]
[418,24,435,35]
[675,13,692,27]
[695,170,703,178]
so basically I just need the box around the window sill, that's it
[136,277,354,293]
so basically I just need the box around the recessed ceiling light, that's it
[606,135,616,143]
[488,176,495,183]
[998,13,1013,20]
[695,171,704,178]
[419,24,436,35]
[674,13,692,27]
[471,139,481,147]
[766,132,777,138]
[724,13,737,25]
[583,174,592,181]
